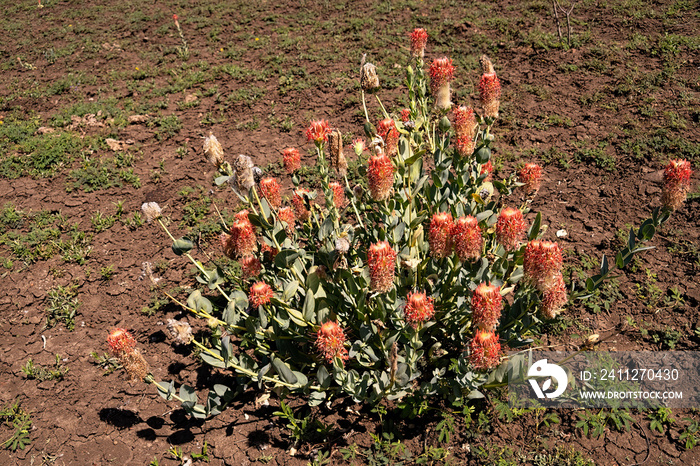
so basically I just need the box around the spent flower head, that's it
[203,131,224,169]
[360,61,380,92]
[141,202,162,223]
[478,55,501,119]
[239,255,262,278]
[166,319,193,345]
[540,273,568,319]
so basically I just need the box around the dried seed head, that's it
[121,349,151,381]
[327,129,348,177]
[107,328,150,381]
[239,255,262,278]
[518,163,543,194]
[368,153,395,201]
[524,240,564,291]
[495,207,526,251]
[360,62,380,92]
[166,319,193,345]
[409,28,428,59]
[282,147,301,173]
[259,177,282,208]
[233,154,255,193]
[367,241,397,293]
[377,118,399,157]
[249,281,273,307]
[141,202,162,223]
[315,321,349,365]
[451,216,482,262]
[429,212,454,258]
[335,235,350,255]
[306,120,331,145]
[662,159,693,210]
[403,291,435,328]
[203,132,224,168]
[471,283,503,330]
[478,56,501,119]
[469,330,501,371]
[292,188,312,221]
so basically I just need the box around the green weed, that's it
[44,284,80,330]
[0,400,32,452]
[21,354,69,381]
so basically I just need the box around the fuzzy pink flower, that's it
[409,28,428,59]
[429,57,455,109]
[662,159,693,210]
[403,291,435,328]
[451,216,482,262]
[469,330,502,370]
[495,207,526,251]
[259,177,281,208]
[540,273,568,319]
[368,153,395,201]
[377,118,399,157]
[306,120,331,144]
[239,255,261,278]
[249,281,273,307]
[429,212,454,258]
[315,321,349,365]
[524,240,564,292]
[107,328,137,355]
[519,163,543,194]
[478,55,501,119]
[471,283,503,330]
[329,181,346,209]
[367,241,397,293]
[292,188,311,221]
[282,147,301,173]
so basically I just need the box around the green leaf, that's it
[172,237,194,256]
[282,280,299,301]
[274,249,300,268]
[179,384,197,403]
[600,254,609,276]
[259,306,268,328]
[303,291,316,323]
[309,391,326,407]
[200,349,226,368]
[156,380,175,400]
[627,228,636,250]
[475,210,493,223]
[318,216,334,241]
[221,336,232,366]
[272,357,298,385]
[475,146,490,164]
[187,290,213,314]
[317,365,331,388]
[214,175,230,186]
[639,223,655,241]
[527,212,541,240]
[222,300,241,326]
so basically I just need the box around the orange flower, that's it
[409,28,428,59]
[277,206,296,235]
[469,330,501,370]
[541,273,568,319]
[429,57,455,109]
[292,188,311,221]
[107,328,137,355]
[451,216,482,262]
[524,240,563,291]
[329,181,346,209]
[249,281,273,307]
[239,255,261,278]
[306,120,331,144]
[662,159,693,210]
[478,55,501,119]
[282,147,301,173]
[495,207,526,251]
[368,153,394,201]
[429,212,454,258]
[222,211,257,258]
[471,283,502,330]
[400,108,411,123]
[377,118,399,157]
[403,291,435,328]
[315,321,349,365]
[519,163,542,194]
[367,241,396,293]
[259,177,281,208]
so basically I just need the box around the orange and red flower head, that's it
[451,216,482,262]
[282,147,301,173]
[315,321,349,365]
[329,181,346,209]
[409,28,428,59]
[249,281,273,307]
[239,255,261,278]
[429,212,454,258]
[367,241,397,293]
[277,206,296,234]
[259,177,281,208]
[377,118,399,157]
[469,330,501,370]
[222,211,257,258]
[478,55,501,119]
[495,207,526,251]
[662,159,693,210]
[306,120,331,145]
[108,328,137,355]
[292,188,311,221]
[400,109,411,123]
[429,57,455,109]
[519,163,542,194]
[403,291,435,328]
[524,240,563,291]
[540,273,568,319]
[471,283,503,330]
[368,153,395,201]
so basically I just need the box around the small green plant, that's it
[100,265,115,280]
[21,354,69,381]
[89,351,121,375]
[45,284,80,330]
[576,408,634,438]
[273,400,333,446]
[648,407,675,434]
[0,400,32,452]
[680,418,700,449]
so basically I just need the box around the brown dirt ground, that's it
[0,0,699,464]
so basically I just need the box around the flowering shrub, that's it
[131,28,693,416]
